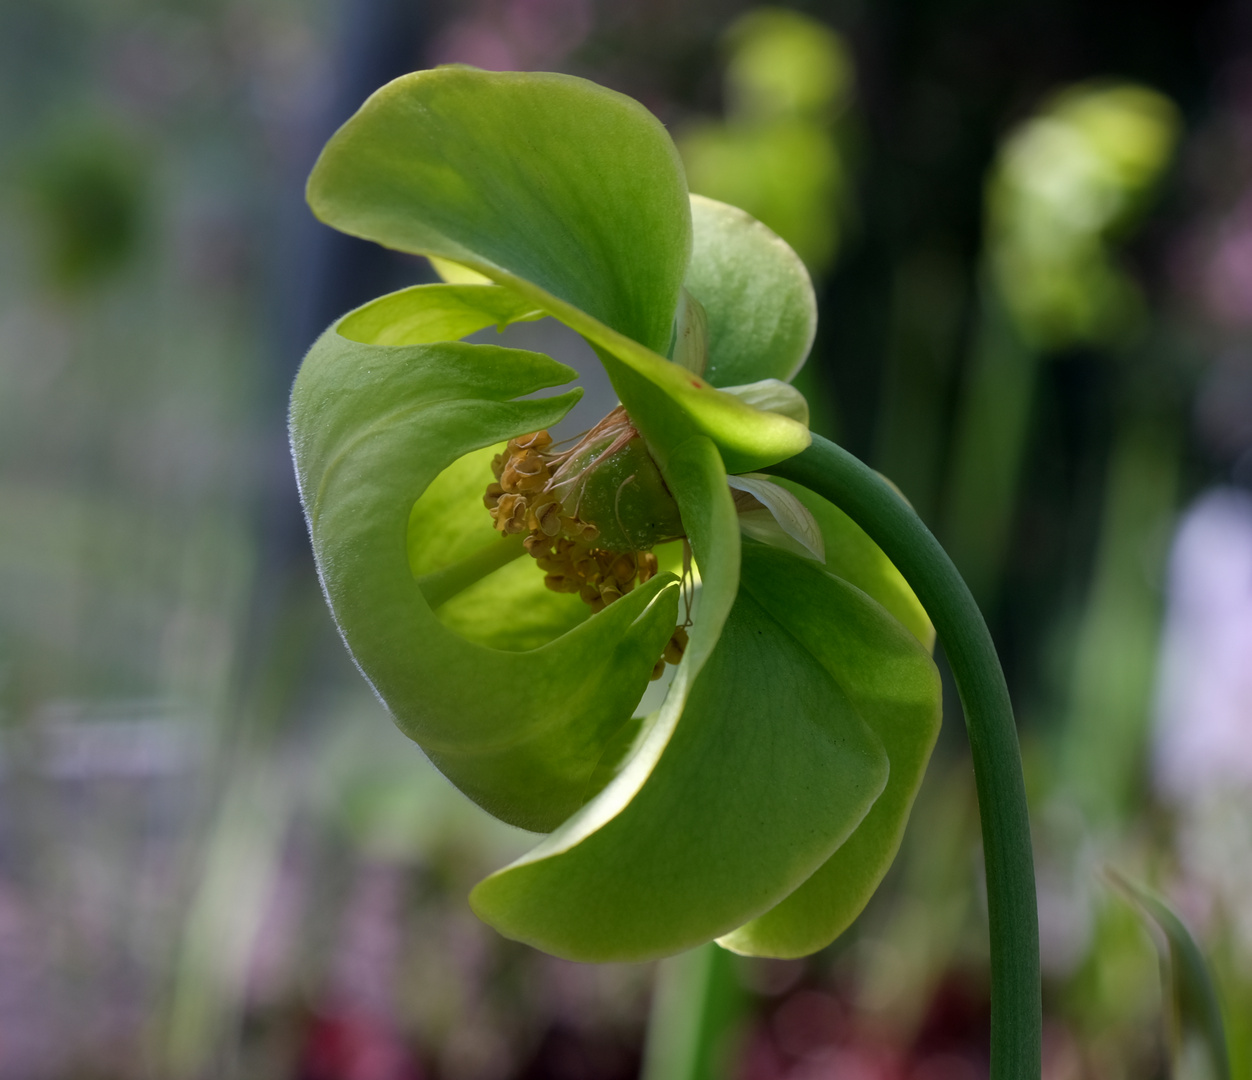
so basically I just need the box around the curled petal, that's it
[291,319,681,833]
[720,378,810,425]
[728,473,826,562]
[339,283,543,346]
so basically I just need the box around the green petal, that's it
[339,282,543,346]
[685,194,817,387]
[468,438,890,961]
[308,65,809,476]
[340,281,582,652]
[718,545,941,958]
[291,324,681,832]
[308,66,690,357]
[469,590,889,962]
[779,478,935,650]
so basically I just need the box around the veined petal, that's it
[290,323,681,833]
[719,546,942,957]
[469,438,889,960]
[307,65,809,475]
[728,473,825,562]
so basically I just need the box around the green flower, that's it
[290,66,941,962]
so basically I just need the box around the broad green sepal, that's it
[291,322,681,832]
[470,546,891,960]
[308,65,810,477]
[718,546,941,957]
[471,583,889,961]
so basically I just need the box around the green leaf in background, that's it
[679,9,854,276]
[1110,872,1232,1080]
[986,82,1180,349]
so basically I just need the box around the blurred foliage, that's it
[679,9,852,274]
[987,82,1181,349]
[21,123,146,291]
[1112,873,1232,1080]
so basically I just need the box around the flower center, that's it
[483,410,689,679]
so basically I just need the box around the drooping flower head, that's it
[291,66,941,962]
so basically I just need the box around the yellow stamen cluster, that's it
[484,429,689,680]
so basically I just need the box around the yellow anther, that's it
[608,553,637,586]
[532,499,563,536]
[494,493,529,534]
[663,626,689,666]
[483,482,505,510]
[501,449,548,494]
[481,429,685,646]
[524,534,553,556]
[544,573,581,594]
[509,431,552,453]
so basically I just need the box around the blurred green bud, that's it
[986,82,1180,348]
[680,9,855,275]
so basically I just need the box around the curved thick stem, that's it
[766,434,1041,1080]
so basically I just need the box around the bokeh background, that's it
[1,0,1250,1077]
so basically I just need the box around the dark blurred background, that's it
[1,0,1250,1077]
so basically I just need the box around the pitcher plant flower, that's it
[290,66,945,964]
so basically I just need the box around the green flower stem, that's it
[641,944,746,1080]
[767,433,1041,1080]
